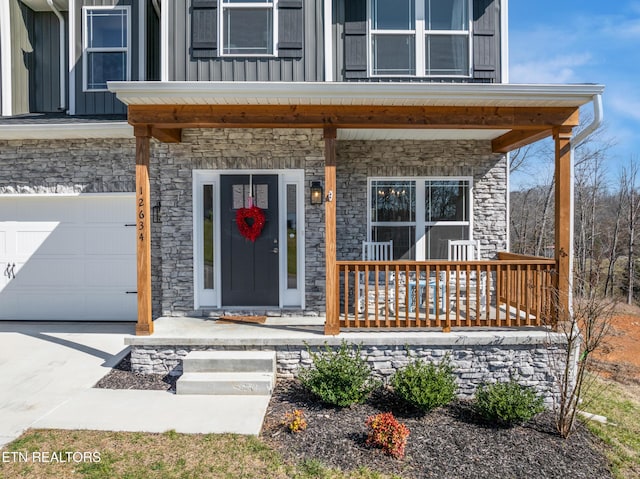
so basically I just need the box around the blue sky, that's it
[509,0,640,180]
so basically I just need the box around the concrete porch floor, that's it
[125,316,555,348]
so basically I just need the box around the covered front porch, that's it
[107,82,604,336]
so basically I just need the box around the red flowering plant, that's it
[365,412,410,459]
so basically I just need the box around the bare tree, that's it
[551,280,614,438]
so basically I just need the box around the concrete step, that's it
[182,350,276,374]
[176,372,274,396]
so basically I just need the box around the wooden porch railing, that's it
[333,254,556,332]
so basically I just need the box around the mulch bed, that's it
[261,381,613,479]
[95,356,612,478]
[94,353,177,392]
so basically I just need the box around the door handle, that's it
[4,263,15,279]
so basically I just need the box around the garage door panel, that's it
[83,196,134,224]
[84,259,136,287]
[15,260,83,287]
[85,227,135,255]
[17,226,84,257]
[3,199,83,222]
[88,293,137,320]
[12,292,87,320]
[0,292,18,319]
[0,194,136,321]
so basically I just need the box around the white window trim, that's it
[219,0,279,58]
[82,5,132,92]
[193,169,305,310]
[368,0,472,78]
[368,176,474,260]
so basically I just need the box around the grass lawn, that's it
[0,429,396,479]
[582,376,640,479]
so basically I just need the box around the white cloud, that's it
[509,54,592,84]
[609,94,640,122]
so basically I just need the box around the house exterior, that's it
[0,0,603,339]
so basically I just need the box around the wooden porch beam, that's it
[554,126,573,324]
[491,128,552,153]
[151,127,182,143]
[128,105,581,131]
[324,127,340,335]
[134,125,153,336]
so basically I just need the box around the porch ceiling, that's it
[108,82,604,153]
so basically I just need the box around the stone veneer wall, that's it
[336,139,507,260]
[130,337,569,405]
[149,128,326,316]
[0,138,135,194]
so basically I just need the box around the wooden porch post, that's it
[554,126,573,323]
[135,125,153,335]
[324,127,339,335]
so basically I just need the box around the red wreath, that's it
[235,205,266,242]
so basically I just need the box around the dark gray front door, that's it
[220,175,279,306]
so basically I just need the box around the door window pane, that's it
[372,0,414,30]
[372,35,415,75]
[286,185,297,289]
[203,185,214,290]
[223,8,273,54]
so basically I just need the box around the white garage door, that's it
[0,194,136,321]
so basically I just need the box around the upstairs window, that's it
[221,0,276,56]
[83,6,130,91]
[370,0,470,77]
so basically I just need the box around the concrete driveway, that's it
[0,322,132,448]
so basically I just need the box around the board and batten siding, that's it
[168,0,324,82]
[72,0,140,115]
[333,0,501,83]
[31,11,68,113]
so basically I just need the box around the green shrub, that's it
[391,358,457,412]
[474,379,545,426]
[299,342,379,407]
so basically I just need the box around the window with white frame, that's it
[370,0,470,77]
[369,178,472,260]
[83,7,130,91]
[221,0,276,56]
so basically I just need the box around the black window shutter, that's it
[191,0,217,58]
[472,0,499,81]
[344,0,367,79]
[278,0,303,58]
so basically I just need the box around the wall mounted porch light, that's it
[152,201,162,223]
[310,181,324,205]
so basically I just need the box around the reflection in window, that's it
[222,0,274,55]
[371,180,415,222]
[286,185,297,289]
[84,7,129,90]
[371,180,416,260]
[426,180,469,222]
[203,185,214,290]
